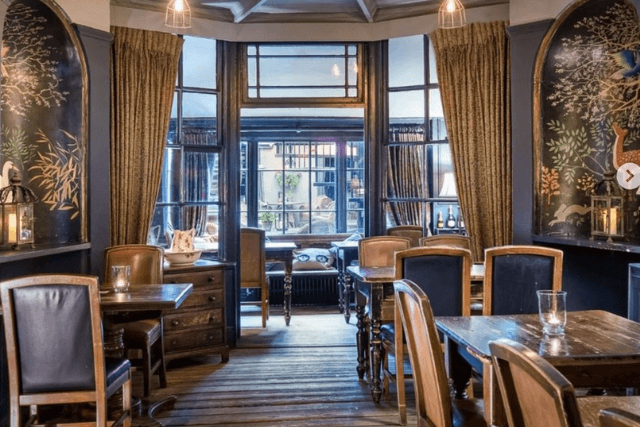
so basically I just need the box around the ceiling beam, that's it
[234,0,270,23]
[355,0,377,23]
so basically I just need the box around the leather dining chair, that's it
[489,338,582,427]
[419,234,471,252]
[0,274,131,427]
[394,279,486,427]
[358,236,412,268]
[600,408,640,427]
[483,245,563,316]
[382,246,472,424]
[240,227,269,328]
[104,244,167,397]
[386,225,423,248]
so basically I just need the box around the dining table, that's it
[436,310,640,426]
[347,263,485,403]
[265,241,297,326]
[101,283,193,427]
[331,240,359,323]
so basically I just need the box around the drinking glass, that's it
[111,265,130,293]
[537,290,567,336]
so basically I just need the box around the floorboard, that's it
[149,306,416,426]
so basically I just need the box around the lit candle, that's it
[602,209,608,232]
[547,313,561,326]
[8,213,16,242]
[115,279,126,291]
[609,208,617,235]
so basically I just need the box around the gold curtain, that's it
[110,27,183,245]
[431,22,511,261]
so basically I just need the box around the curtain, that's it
[431,22,511,261]
[387,145,426,226]
[183,152,209,236]
[110,27,183,245]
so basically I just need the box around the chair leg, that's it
[395,304,407,425]
[158,320,168,389]
[123,375,132,427]
[262,279,268,328]
[142,344,152,397]
[381,346,389,401]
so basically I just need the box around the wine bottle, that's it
[457,208,464,229]
[436,211,444,229]
[446,205,456,228]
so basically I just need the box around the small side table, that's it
[331,240,359,323]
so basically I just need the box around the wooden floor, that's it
[151,306,416,426]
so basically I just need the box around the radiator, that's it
[242,272,339,306]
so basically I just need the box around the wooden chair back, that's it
[489,338,583,427]
[600,409,640,427]
[104,244,164,286]
[387,225,423,247]
[0,274,116,427]
[395,246,472,317]
[484,245,563,316]
[393,279,453,427]
[419,235,471,251]
[358,236,411,268]
[240,227,266,288]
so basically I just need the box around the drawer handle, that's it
[209,316,215,323]
[208,334,214,340]
[171,340,177,346]
[207,276,216,283]
[208,296,217,302]
[171,320,180,326]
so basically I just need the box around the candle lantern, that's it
[0,168,38,250]
[591,171,624,243]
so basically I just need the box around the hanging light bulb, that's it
[165,0,192,28]
[438,0,466,29]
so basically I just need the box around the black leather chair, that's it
[104,244,167,397]
[484,245,563,316]
[381,246,473,424]
[0,274,131,427]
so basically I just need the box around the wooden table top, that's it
[347,263,485,283]
[578,396,640,426]
[99,283,193,312]
[436,310,640,363]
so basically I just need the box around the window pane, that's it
[385,202,428,229]
[259,88,348,98]
[429,89,446,140]
[150,205,181,246]
[260,57,347,86]
[259,45,347,56]
[433,144,456,198]
[183,36,216,89]
[248,56,257,86]
[389,35,425,88]
[158,147,181,203]
[429,38,438,84]
[192,205,219,251]
[389,90,425,142]
[184,152,219,202]
[182,93,217,145]
[167,94,178,145]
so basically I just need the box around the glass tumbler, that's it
[111,265,131,293]
[537,290,567,336]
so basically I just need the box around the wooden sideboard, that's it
[163,260,229,363]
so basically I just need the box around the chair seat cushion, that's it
[452,398,486,427]
[105,357,131,388]
[122,319,161,347]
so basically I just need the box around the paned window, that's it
[385,35,462,236]
[151,36,222,255]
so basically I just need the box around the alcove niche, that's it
[0,0,88,250]
[533,0,640,244]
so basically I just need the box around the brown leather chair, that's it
[0,274,131,427]
[104,244,167,397]
[382,247,473,424]
[240,227,269,328]
[600,409,640,427]
[386,225,423,247]
[484,245,563,316]
[419,234,471,251]
[393,279,486,427]
[489,338,582,427]
[358,236,412,268]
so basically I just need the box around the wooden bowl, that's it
[164,250,202,267]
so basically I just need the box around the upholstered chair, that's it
[240,227,269,328]
[386,225,423,248]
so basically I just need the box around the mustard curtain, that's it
[110,27,183,245]
[431,22,512,261]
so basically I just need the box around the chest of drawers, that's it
[163,260,229,363]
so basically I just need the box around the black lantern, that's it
[591,171,624,243]
[0,168,38,250]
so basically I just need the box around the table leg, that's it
[343,273,352,324]
[355,292,367,380]
[283,256,293,326]
[337,261,345,314]
[444,336,472,399]
[370,315,383,403]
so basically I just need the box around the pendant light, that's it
[165,0,191,29]
[438,0,466,29]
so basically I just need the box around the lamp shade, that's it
[165,0,191,29]
[438,0,466,29]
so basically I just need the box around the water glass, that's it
[537,290,567,336]
[111,265,130,293]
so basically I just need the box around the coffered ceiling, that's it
[111,0,508,24]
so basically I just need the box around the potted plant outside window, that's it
[259,211,275,230]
